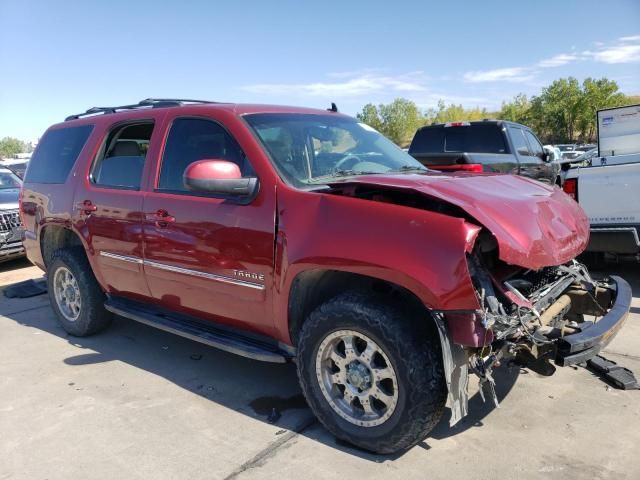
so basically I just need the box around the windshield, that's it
[244,113,426,186]
[0,170,22,189]
[556,145,575,152]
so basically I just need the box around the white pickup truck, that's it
[564,104,640,260]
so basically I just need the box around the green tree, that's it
[520,77,629,143]
[357,98,422,146]
[499,94,530,125]
[537,77,583,142]
[577,78,627,142]
[356,103,383,132]
[355,77,632,146]
[377,98,423,145]
[426,100,491,124]
[0,137,26,159]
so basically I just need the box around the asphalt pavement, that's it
[1,258,638,480]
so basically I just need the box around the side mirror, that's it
[183,160,258,196]
[539,151,550,162]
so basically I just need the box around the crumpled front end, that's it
[458,243,632,411]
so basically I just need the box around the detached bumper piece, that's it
[586,355,640,390]
[556,276,632,366]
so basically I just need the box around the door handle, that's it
[148,209,175,227]
[75,200,97,215]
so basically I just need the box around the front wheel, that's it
[296,293,446,454]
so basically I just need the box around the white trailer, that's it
[595,103,640,164]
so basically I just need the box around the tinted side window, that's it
[91,122,154,190]
[25,125,93,183]
[524,130,544,157]
[158,118,249,192]
[508,127,531,156]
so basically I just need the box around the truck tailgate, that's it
[578,163,640,225]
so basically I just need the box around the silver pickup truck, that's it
[0,167,24,263]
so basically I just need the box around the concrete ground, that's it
[0,257,638,480]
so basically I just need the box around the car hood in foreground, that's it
[328,173,589,270]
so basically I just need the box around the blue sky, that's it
[1,0,639,140]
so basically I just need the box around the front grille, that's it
[0,210,21,233]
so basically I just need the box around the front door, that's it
[523,129,556,184]
[73,120,158,300]
[141,116,276,335]
[508,126,544,182]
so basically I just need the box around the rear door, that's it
[141,114,276,336]
[72,119,160,300]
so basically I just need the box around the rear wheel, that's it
[296,292,446,454]
[47,248,112,336]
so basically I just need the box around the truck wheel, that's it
[47,247,112,336]
[296,293,446,454]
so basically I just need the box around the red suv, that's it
[20,99,631,454]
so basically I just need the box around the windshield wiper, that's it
[388,165,429,173]
[309,169,384,183]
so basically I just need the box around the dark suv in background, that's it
[408,120,560,185]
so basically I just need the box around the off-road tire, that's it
[296,292,446,454]
[47,247,112,336]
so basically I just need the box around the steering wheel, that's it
[333,154,362,172]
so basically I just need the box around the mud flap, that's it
[434,314,469,426]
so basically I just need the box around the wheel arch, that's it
[40,224,87,268]
[286,268,434,345]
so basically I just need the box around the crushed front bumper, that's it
[556,275,632,366]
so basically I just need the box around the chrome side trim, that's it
[99,251,144,264]
[143,259,265,290]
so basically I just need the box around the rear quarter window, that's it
[410,124,507,154]
[444,125,506,153]
[25,125,93,183]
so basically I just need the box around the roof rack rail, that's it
[64,98,218,121]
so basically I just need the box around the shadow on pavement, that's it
[14,263,624,461]
[0,257,32,273]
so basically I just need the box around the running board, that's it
[104,298,291,363]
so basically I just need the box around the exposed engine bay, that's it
[462,239,627,412]
[321,180,631,425]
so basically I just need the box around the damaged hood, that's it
[328,173,589,270]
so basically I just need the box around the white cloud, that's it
[463,34,640,84]
[463,67,533,83]
[581,35,640,64]
[241,72,428,97]
[589,43,640,64]
[537,53,579,67]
